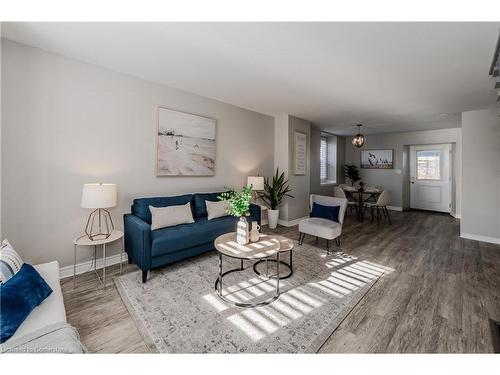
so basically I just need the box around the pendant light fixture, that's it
[351,124,365,148]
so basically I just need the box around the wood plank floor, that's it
[61,210,500,353]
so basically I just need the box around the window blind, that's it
[320,137,327,181]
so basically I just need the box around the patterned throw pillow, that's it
[0,239,24,283]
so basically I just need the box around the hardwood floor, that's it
[61,210,500,353]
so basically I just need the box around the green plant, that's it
[258,168,294,210]
[218,186,253,217]
[344,165,361,186]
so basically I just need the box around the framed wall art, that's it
[293,130,307,175]
[156,107,216,176]
[360,149,394,169]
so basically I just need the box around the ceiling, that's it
[2,22,499,135]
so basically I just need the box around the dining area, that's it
[334,184,391,224]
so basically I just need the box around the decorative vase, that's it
[267,209,279,229]
[236,216,250,245]
[250,221,261,242]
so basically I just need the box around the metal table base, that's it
[215,252,281,308]
[253,250,293,279]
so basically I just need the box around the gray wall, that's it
[345,127,462,213]
[0,28,2,239]
[461,109,500,242]
[1,39,275,267]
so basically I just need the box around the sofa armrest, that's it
[249,204,261,225]
[123,214,152,272]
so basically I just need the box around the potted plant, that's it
[344,165,361,186]
[219,186,253,244]
[258,168,293,229]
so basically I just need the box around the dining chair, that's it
[333,186,358,216]
[363,190,391,224]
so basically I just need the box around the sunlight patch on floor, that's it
[205,254,394,342]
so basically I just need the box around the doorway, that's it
[409,144,452,213]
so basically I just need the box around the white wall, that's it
[461,109,500,244]
[287,115,311,221]
[273,114,290,221]
[1,39,275,267]
[345,127,462,214]
[274,114,311,223]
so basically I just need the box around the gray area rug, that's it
[115,238,386,353]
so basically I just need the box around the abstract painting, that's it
[156,107,216,176]
[361,149,393,169]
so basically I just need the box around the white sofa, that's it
[8,261,67,341]
[1,261,85,353]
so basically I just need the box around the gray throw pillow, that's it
[149,202,195,230]
[206,200,230,220]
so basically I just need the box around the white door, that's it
[410,144,451,213]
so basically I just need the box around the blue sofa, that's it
[123,192,261,283]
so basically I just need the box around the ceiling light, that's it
[351,124,365,148]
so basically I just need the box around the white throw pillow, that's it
[0,239,24,283]
[149,202,195,230]
[206,200,230,220]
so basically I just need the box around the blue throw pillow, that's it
[0,263,53,343]
[310,202,340,222]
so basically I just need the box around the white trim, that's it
[450,211,461,219]
[460,232,500,245]
[320,180,336,186]
[277,216,309,227]
[59,252,128,279]
[386,206,403,212]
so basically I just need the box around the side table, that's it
[73,229,124,288]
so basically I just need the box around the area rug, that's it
[115,238,386,353]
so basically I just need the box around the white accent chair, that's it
[363,190,391,224]
[298,195,347,254]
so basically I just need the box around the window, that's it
[320,135,336,184]
[416,150,441,180]
[320,136,328,181]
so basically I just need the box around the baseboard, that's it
[59,252,128,279]
[450,211,461,219]
[278,216,309,227]
[386,206,403,212]
[460,232,500,245]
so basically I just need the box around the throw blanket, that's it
[0,322,87,354]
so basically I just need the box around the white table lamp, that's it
[81,183,117,240]
[247,176,264,191]
[247,176,264,203]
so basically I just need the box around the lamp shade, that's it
[247,176,264,191]
[81,183,117,209]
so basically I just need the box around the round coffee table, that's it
[214,232,281,308]
[253,234,294,279]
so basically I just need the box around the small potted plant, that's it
[344,165,361,186]
[258,168,293,229]
[219,186,253,244]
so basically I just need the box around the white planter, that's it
[267,209,279,229]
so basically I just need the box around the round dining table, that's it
[341,187,382,222]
